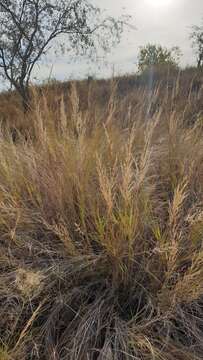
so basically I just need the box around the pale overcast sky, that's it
[1,0,203,88]
[33,0,202,82]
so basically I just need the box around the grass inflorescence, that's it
[0,70,203,359]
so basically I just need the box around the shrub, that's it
[138,44,182,73]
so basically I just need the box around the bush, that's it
[138,44,182,73]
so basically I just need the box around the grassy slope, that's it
[0,69,203,359]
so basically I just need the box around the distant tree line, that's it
[0,1,202,111]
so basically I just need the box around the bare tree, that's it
[0,0,128,110]
[190,20,203,68]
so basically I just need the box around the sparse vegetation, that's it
[0,69,202,359]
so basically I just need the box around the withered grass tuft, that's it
[0,70,203,359]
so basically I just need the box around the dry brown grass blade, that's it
[13,300,45,351]
[0,71,202,359]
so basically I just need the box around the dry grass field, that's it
[0,67,202,359]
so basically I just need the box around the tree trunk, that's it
[197,54,203,68]
[197,58,201,68]
[19,85,31,113]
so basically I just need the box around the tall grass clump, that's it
[0,75,202,359]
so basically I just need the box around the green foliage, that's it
[138,43,181,72]
[190,20,203,68]
[0,0,128,110]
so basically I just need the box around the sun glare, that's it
[146,0,173,7]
